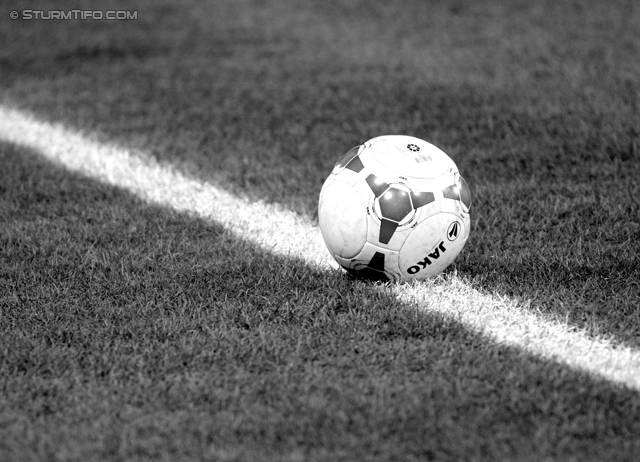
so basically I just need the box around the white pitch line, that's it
[0,106,332,269]
[398,280,640,389]
[1,105,639,390]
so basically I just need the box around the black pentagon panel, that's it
[378,219,399,244]
[410,191,435,209]
[345,154,365,173]
[356,252,389,282]
[378,188,413,222]
[458,175,472,210]
[334,146,360,169]
[365,174,389,198]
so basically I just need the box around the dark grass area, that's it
[1,0,640,460]
[2,141,640,461]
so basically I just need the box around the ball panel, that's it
[378,219,399,244]
[458,175,472,211]
[318,178,368,259]
[398,213,469,279]
[352,250,390,282]
[365,174,389,197]
[333,145,360,171]
[345,153,365,173]
[364,135,457,180]
[343,242,402,281]
[378,188,413,222]
[410,191,435,209]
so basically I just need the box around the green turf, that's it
[1,0,640,460]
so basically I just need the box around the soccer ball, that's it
[318,135,471,282]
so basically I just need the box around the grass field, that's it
[1,0,640,460]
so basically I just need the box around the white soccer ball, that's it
[318,135,471,282]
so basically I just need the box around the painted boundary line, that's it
[1,105,639,390]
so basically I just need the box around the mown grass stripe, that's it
[2,105,639,391]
